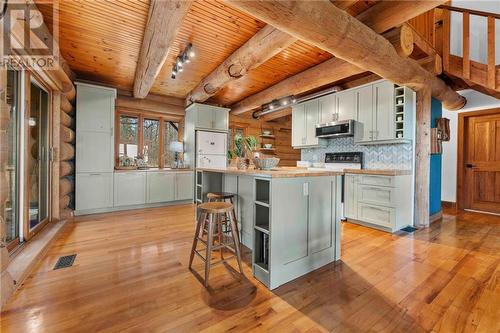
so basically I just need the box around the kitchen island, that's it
[196,167,342,289]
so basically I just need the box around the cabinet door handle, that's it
[89,173,102,176]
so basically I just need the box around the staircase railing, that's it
[441,5,499,90]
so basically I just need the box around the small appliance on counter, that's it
[315,119,355,138]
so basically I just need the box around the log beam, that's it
[226,0,465,112]
[61,96,74,114]
[187,25,296,104]
[60,142,75,161]
[231,28,414,115]
[133,0,193,98]
[60,161,74,178]
[190,0,423,106]
[116,95,185,118]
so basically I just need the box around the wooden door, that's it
[464,112,500,213]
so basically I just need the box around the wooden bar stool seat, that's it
[207,192,235,200]
[206,192,240,242]
[189,202,244,287]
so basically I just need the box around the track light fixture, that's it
[171,43,195,80]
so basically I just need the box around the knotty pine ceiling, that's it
[37,0,379,106]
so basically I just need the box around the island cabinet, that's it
[197,169,342,290]
[344,173,413,232]
[258,176,341,289]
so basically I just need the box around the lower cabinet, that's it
[147,172,175,203]
[175,172,194,200]
[344,173,413,232]
[114,172,147,206]
[76,173,113,211]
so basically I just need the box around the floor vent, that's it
[53,254,76,270]
[401,226,418,233]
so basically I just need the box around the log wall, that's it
[229,112,300,167]
[59,94,75,218]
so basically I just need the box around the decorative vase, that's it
[236,157,249,170]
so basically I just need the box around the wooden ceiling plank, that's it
[187,25,297,104]
[133,0,193,98]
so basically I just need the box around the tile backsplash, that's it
[301,137,414,170]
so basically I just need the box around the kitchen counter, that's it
[343,169,412,176]
[196,166,342,178]
[114,168,193,173]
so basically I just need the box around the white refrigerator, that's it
[196,131,227,169]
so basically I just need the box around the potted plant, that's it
[230,134,257,170]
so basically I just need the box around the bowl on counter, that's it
[253,157,280,170]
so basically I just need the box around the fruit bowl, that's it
[253,157,280,170]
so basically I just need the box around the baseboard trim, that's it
[442,201,457,209]
[430,210,443,223]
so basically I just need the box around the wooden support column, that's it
[415,87,431,227]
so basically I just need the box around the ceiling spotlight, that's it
[182,52,190,63]
[291,96,297,104]
[281,99,289,106]
[187,43,195,58]
[176,56,183,67]
[269,103,275,110]
[171,72,176,79]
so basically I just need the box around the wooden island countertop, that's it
[197,167,343,178]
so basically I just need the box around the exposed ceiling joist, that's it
[227,0,465,113]
[133,0,193,98]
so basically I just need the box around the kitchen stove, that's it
[308,152,363,172]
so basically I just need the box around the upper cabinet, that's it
[354,81,414,144]
[290,79,415,149]
[336,90,356,121]
[292,100,320,148]
[75,83,116,173]
[186,103,229,131]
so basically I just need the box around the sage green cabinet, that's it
[175,172,194,201]
[147,172,175,203]
[336,90,356,121]
[292,100,320,148]
[186,103,229,131]
[344,174,359,219]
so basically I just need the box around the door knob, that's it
[466,164,475,168]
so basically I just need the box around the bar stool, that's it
[189,202,244,287]
[206,192,240,240]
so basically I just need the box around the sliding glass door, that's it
[27,80,50,234]
[4,69,21,249]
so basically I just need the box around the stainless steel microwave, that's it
[315,119,355,138]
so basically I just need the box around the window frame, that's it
[115,110,180,169]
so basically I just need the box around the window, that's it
[115,111,179,169]
[118,115,138,161]
[163,121,179,168]
[143,118,160,168]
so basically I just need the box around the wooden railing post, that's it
[442,9,450,72]
[487,16,496,89]
[462,12,470,79]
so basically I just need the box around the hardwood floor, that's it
[1,205,499,332]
